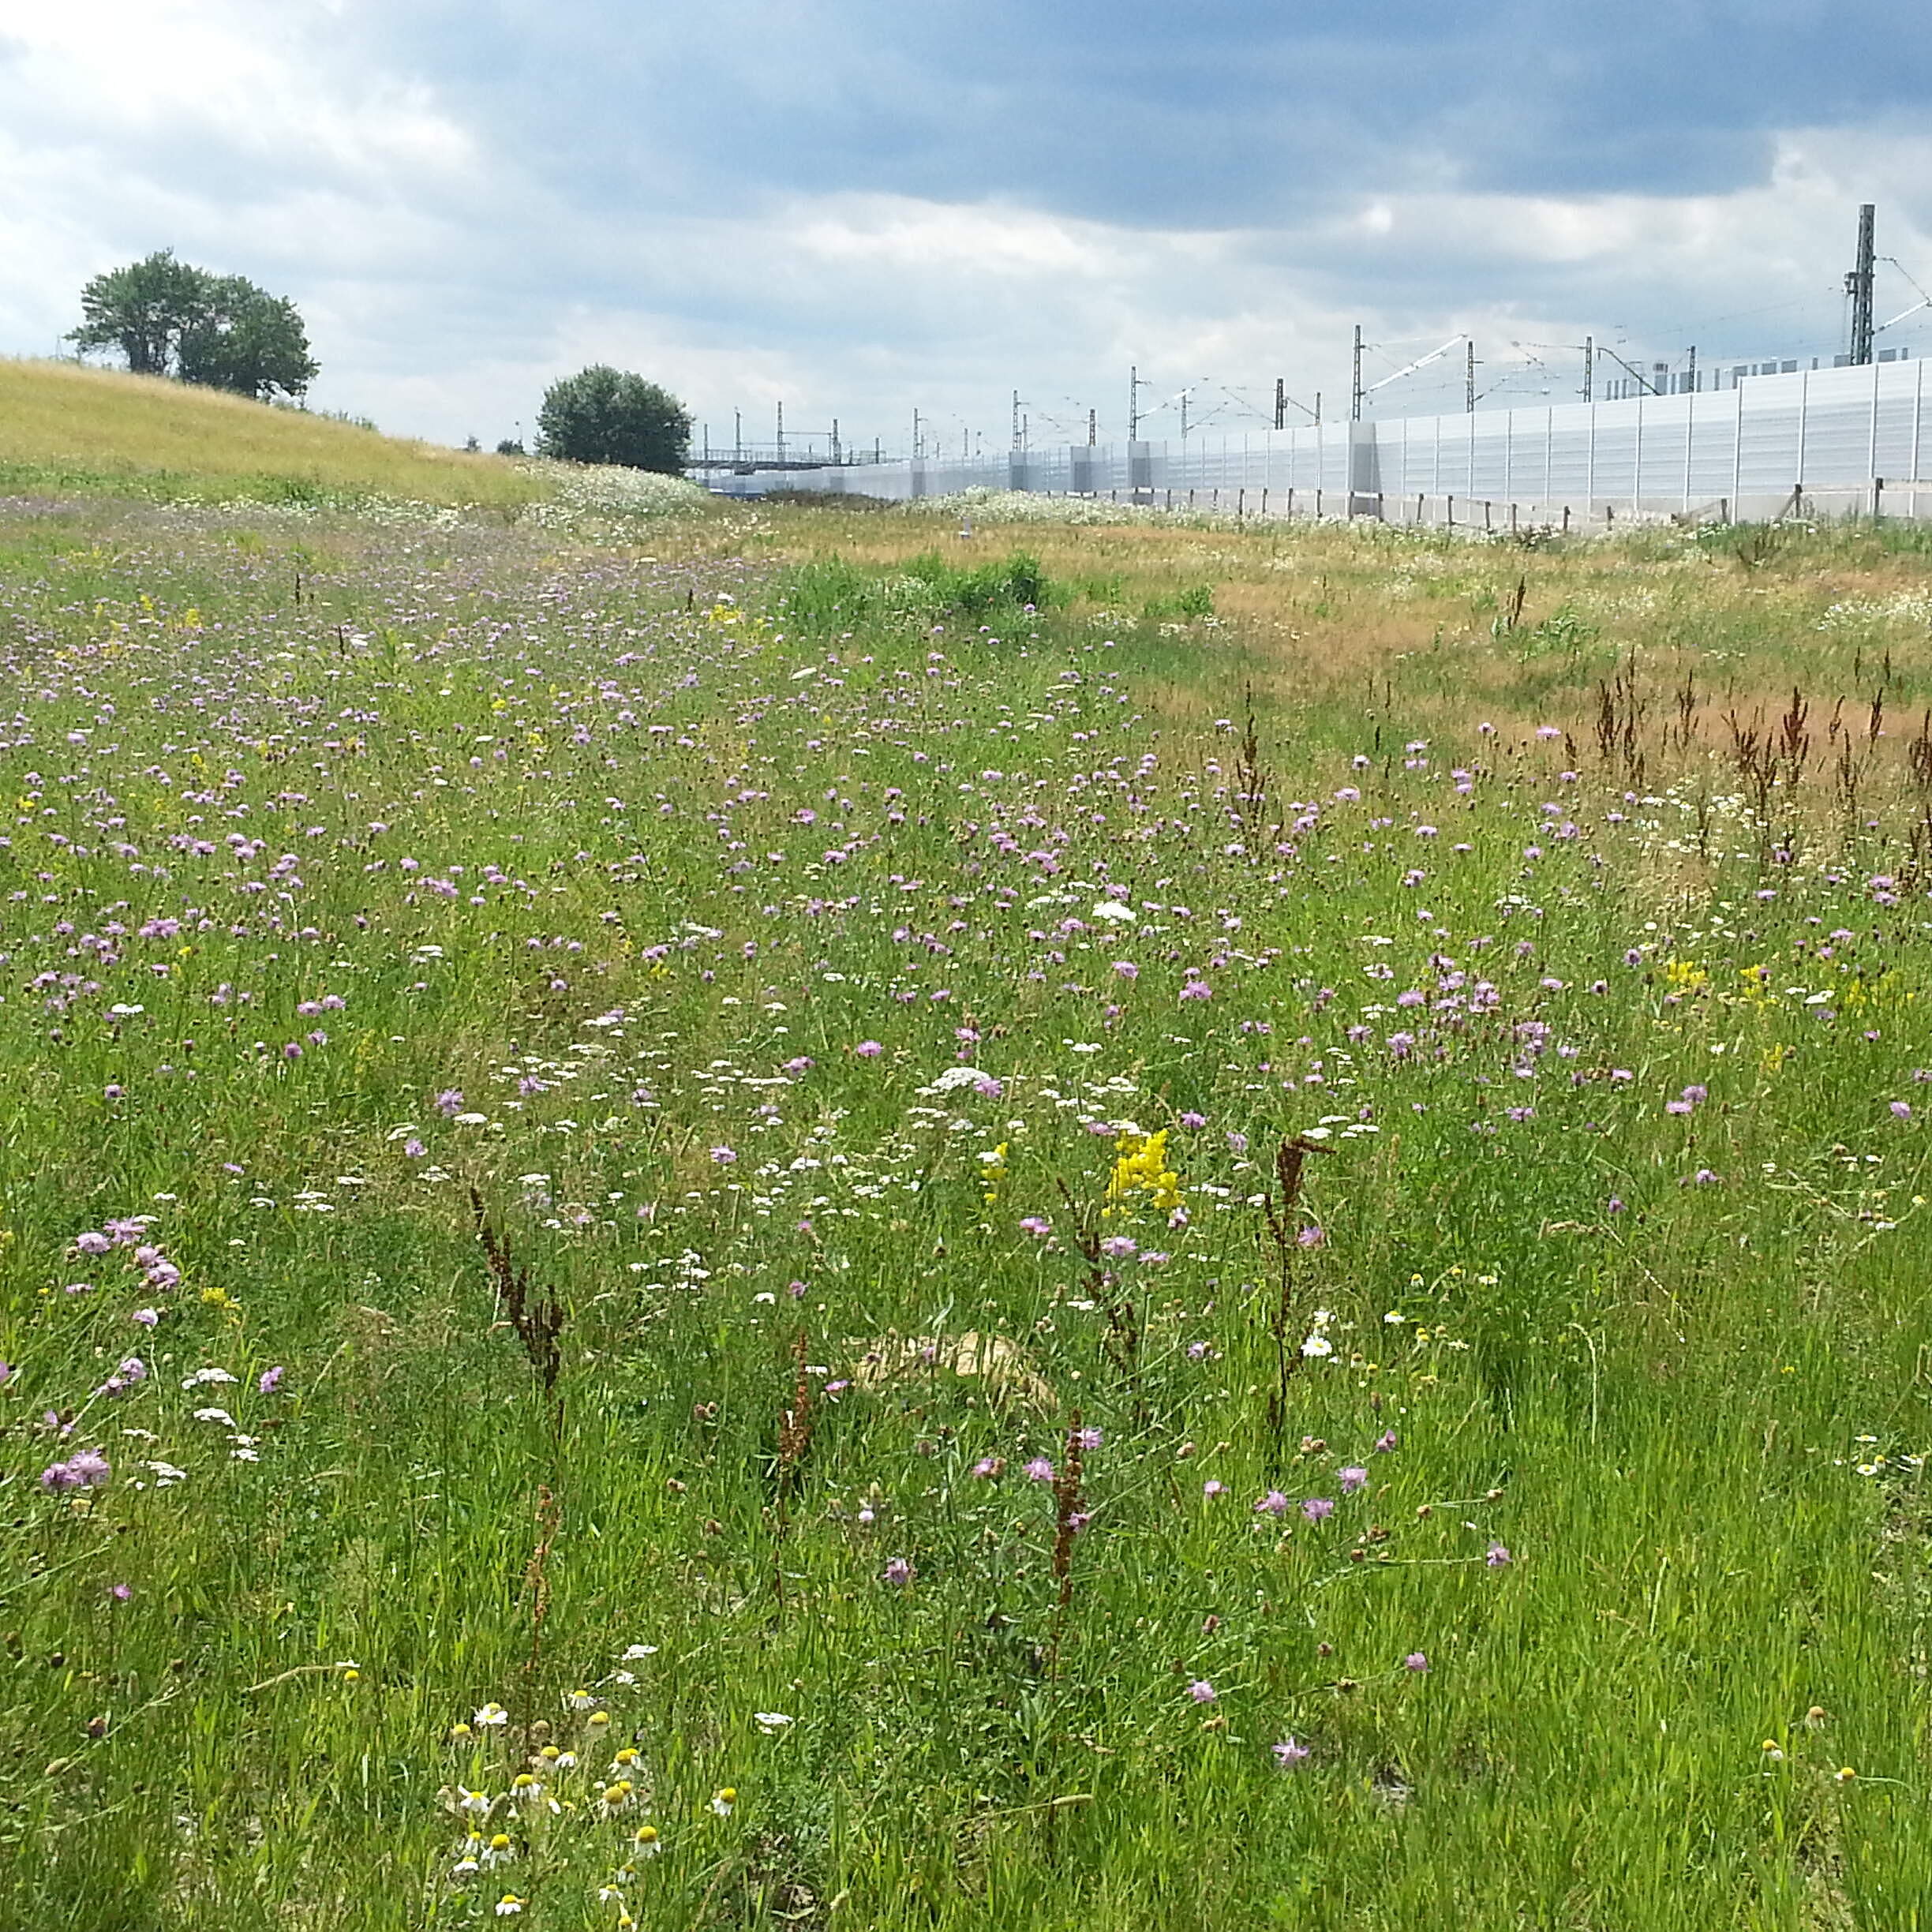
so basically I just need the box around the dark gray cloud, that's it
[355,0,1932,219]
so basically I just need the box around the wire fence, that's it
[746,359,1932,525]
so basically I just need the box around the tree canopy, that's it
[69,252,318,402]
[536,366,690,473]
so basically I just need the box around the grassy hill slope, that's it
[0,357,541,509]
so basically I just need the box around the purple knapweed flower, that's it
[41,1449,110,1492]
[883,1557,913,1586]
[1023,1457,1054,1482]
[1255,1489,1289,1517]
[1187,1679,1216,1704]
[1486,1541,1512,1568]
[1338,1466,1368,1494]
[1271,1737,1311,1768]
[259,1366,285,1395]
[1301,1497,1335,1523]
[1404,1652,1429,1673]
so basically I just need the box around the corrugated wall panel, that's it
[721,360,1932,512]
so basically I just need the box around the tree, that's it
[536,365,690,473]
[175,277,318,402]
[68,251,207,376]
[69,252,318,401]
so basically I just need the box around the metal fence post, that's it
[1795,368,1809,491]
[1731,382,1743,512]
[1869,358,1882,488]
[1914,359,1925,490]
[1683,386,1694,512]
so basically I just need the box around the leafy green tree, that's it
[67,251,208,376]
[69,253,318,400]
[536,366,690,472]
[175,276,317,401]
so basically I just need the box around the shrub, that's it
[535,367,690,474]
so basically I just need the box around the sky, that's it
[4,0,1931,455]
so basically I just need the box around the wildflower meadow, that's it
[6,477,1932,1929]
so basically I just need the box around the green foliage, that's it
[535,365,691,473]
[778,551,1054,632]
[1142,582,1215,621]
[66,250,206,376]
[1518,604,1598,656]
[69,250,317,400]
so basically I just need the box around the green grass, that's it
[3,489,1932,1929]
[0,358,548,511]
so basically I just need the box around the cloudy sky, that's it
[3,0,1929,453]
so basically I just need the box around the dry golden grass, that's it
[0,358,541,509]
[750,501,1932,736]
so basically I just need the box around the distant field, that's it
[0,358,543,510]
